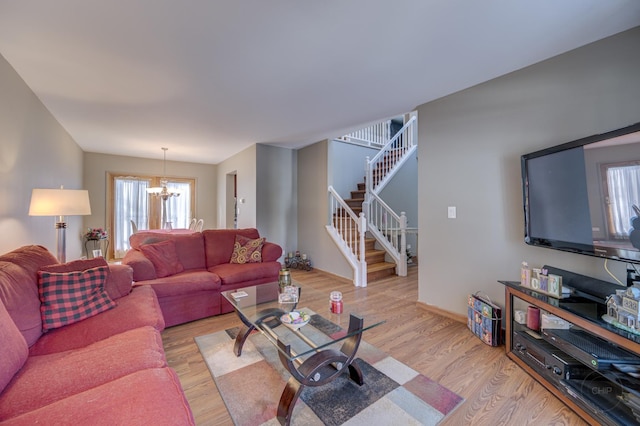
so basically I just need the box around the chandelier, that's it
[147,147,181,200]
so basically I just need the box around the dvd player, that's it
[542,328,639,370]
[513,330,591,383]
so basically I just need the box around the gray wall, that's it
[216,144,257,229]
[327,141,376,199]
[256,144,297,258]
[298,140,352,278]
[0,53,85,258]
[417,26,640,315]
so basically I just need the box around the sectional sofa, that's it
[0,245,194,424]
[122,228,283,327]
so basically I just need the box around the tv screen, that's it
[522,122,640,264]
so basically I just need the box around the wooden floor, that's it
[162,267,588,425]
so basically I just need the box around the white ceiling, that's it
[1,1,639,164]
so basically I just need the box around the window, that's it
[108,173,196,259]
[603,161,640,240]
[161,181,192,229]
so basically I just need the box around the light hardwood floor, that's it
[162,267,588,425]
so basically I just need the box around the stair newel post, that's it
[326,187,333,227]
[365,156,372,197]
[398,211,408,277]
[358,212,367,287]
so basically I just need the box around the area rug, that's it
[195,311,464,425]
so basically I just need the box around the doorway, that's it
[226,172,237,229]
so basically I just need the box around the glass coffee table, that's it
[222,281,384,425]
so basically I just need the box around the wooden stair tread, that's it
[367,261,396,272]
[366,260,396,282]
[366,248,385,255]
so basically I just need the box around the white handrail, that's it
[326,186,367,287]
[363,192,408,276]
[366,114,417,194]
[362,113,417,276]
[338,120,391,147]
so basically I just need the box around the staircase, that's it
[342,182,396,281]
[327,112,417,287]
[344,183,365,215]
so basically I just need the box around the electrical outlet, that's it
[447,206,456,219]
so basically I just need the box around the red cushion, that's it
[203,228,260,267]
[262,242,283,262]
[123,249,157,281]
[0,245,58,277]
[38,266,117,331]
[0,245,59,346]
[134,270,221,297]
[29,286,164,356]
[230,235,265,264]
[0,299,28,394]
[0,368,195,425]
[209,261,281,285]
[0,326,166,419]
[40,258,132,300]
[0,262,43,346]
[39,257,107,274]
[129,232,205,270]
[139,240,184,278]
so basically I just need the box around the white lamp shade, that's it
[29,188,92,216]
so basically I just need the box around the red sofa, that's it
[122,228,283,327]
[0,245,194,425]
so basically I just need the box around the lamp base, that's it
[55,220,67,263]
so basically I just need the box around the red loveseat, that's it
[122,228,283,327]
[0,245,194,425]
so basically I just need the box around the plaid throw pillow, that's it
[230,235,265,264]
[38,265,116,331]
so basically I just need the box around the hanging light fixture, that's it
[147,147,181,200]
[147,147,180,229]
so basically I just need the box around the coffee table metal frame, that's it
[222,282,383,425]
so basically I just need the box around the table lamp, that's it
[28,186,92,263]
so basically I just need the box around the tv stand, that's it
[501,277,640,425]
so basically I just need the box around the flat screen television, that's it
[522,122,640,265]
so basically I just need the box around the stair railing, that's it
[362,113,416,277]
[366,114,417,194]
[326,186,368,287]
[362,193,408,277]
[337,120,391,148]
